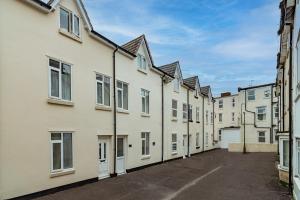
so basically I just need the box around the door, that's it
[220,129,240,149]
[116,137,126,174]
[183,135,188,157]
[98,138,109,179]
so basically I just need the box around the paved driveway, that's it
[37,149,290,200]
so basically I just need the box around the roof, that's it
[200,86,210,96]
[158,61,179,77]
[122,35,154,65]
[183,76,197,89]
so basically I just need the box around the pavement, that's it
[36,149,290,200]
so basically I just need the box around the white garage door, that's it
[220,129,240,149]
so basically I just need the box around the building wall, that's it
[203,96,215,150]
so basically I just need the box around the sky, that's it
[83,0,280,96]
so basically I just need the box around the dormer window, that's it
[137,54,147,71]
[60,7,80,37]
[173,71,180,93]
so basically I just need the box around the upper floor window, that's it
[296,40,300,91]
[196,132,200,147]
[258,131,265,143]
[188,104,193,121]
[173,73,180,92]
[232,98,235,107]
[274,106,279,118]
[137,54,147,71]
[141,89,150,114]
[219,113,222,122]
[232,112,235,122]
[257,106,266,121]
[172,133,177,153]
[141,132,150,156]
[172,99,178,118]
[210,112,213,124]
[96,74,110,106]
[183,103,188,121]
[247,90,255,101]
[117,81,128,110]
[196,107,200,122]
[264,90,271,98]
[60,8,80,37]
[205,110,208,124]
[219,99,223,109]
[49,59,71,101]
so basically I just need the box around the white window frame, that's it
[59,7,80,37]
[172,99,178,118]
[219,99,223,109]
[171,133,177,153]
[196,132,200,147]
[50,132,73,173]
[264,90,271,98]
[173,70,180,93]
[258,131,265,143]
[279,137,289,170]
[117,81,129,110]
[219,113,222,122]
[141,89,150,114]
[257,106,267,121]
[96,73,110,106]
[188,104,193,121]
[183,103,188,121]
[196,107,200,122]
[247,90,255,101]
[137,54,147,71]
[141,132,150,156]
[48,58,72,101]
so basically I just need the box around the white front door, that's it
[116,137,126,174]
[98,138,110,179]
[183,135,188,157]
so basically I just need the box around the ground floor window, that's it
[51,132,73,172]
[219,130,221,141]
[282,140,289,168]
[172,133,177,153]
[141,132,150,156]
[297,139,300,175]
[205,132,208,145]
[258,131,265,143]
[196,132,200,147]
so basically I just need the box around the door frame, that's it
[116,135,127,175]
[98,136,111,179]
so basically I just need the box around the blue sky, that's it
[84,0,279,96]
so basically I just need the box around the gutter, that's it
[161,75,165,162]
[112,47,118,177]
[26,0,51,12]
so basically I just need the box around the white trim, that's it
[116,80,129,111]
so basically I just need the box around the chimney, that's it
[221,92,231,97]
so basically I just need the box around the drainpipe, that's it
[283,60,285,132]
[288,22,293,194]
[112,47,118,176]
[243,112,246,154]
[187,89,190,157]
[212,99,215,144]
[271,85,274,144]
[202,95,205,152]
[161,75,165,162]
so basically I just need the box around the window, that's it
[96,74,110,106]
[141,132,150,156]
[196,132,200,147]
[173,71,180,92]
[264,90,271,98]
[172,99,178,118]
[297,139,300,175]
[117,81,128,110]
[258,131,265,143]
[206,111,208,124]
[141,89,149,114]
[232,112,235,122]
[210,112,213,124]
[205,132,208,145]
[232,98,235,107]
[297,42,300,88]
[183,103,188,121]
[282,140,289,168]
[219,113,222,122]
[219,130,222,141]
[60,8,80,36]
[219,100,223,109]
[195,89,198,97]
[172,134,177,153]
[137,54,147,71]
[257,106,267,121]
[196,107,200,122]
[247,90,255,101]
[51,132,73,172]
[188,104,192,121]
[275,106,279,118]
[49,59,71,101]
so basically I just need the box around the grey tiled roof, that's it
[183,76,197,89]
[122,35,145,55]
[200,85,210,96]
[158,61,179,77]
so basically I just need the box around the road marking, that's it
[162,166,222,200]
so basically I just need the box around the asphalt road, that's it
[36,149,290,200]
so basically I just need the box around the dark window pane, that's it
[123,84,128,110]
[61,64,71,101]
[73,15,80,36]
[117,138,124,157]
[51,133,61,140]
[104,78,110,106]
[97,82,103,104]
[60,8,69,31]
[51,69,59,97]
[52,143,61,170]
[49,59,60,68]
[63,133,72,169]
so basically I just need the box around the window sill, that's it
[59,28,82,43]
[50,168,75,178]
[196,121,200,123]
[95,105,112,111]
[171,152,178,155]
[141,155,151,160]
[141,113,150,117]
[172,117,178,121]
[196,146,200,149]
[117,109,129,114]
[137,68,147,74]
[189,120,193,122]
[47,98,74,107]
[277,164,289,172]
